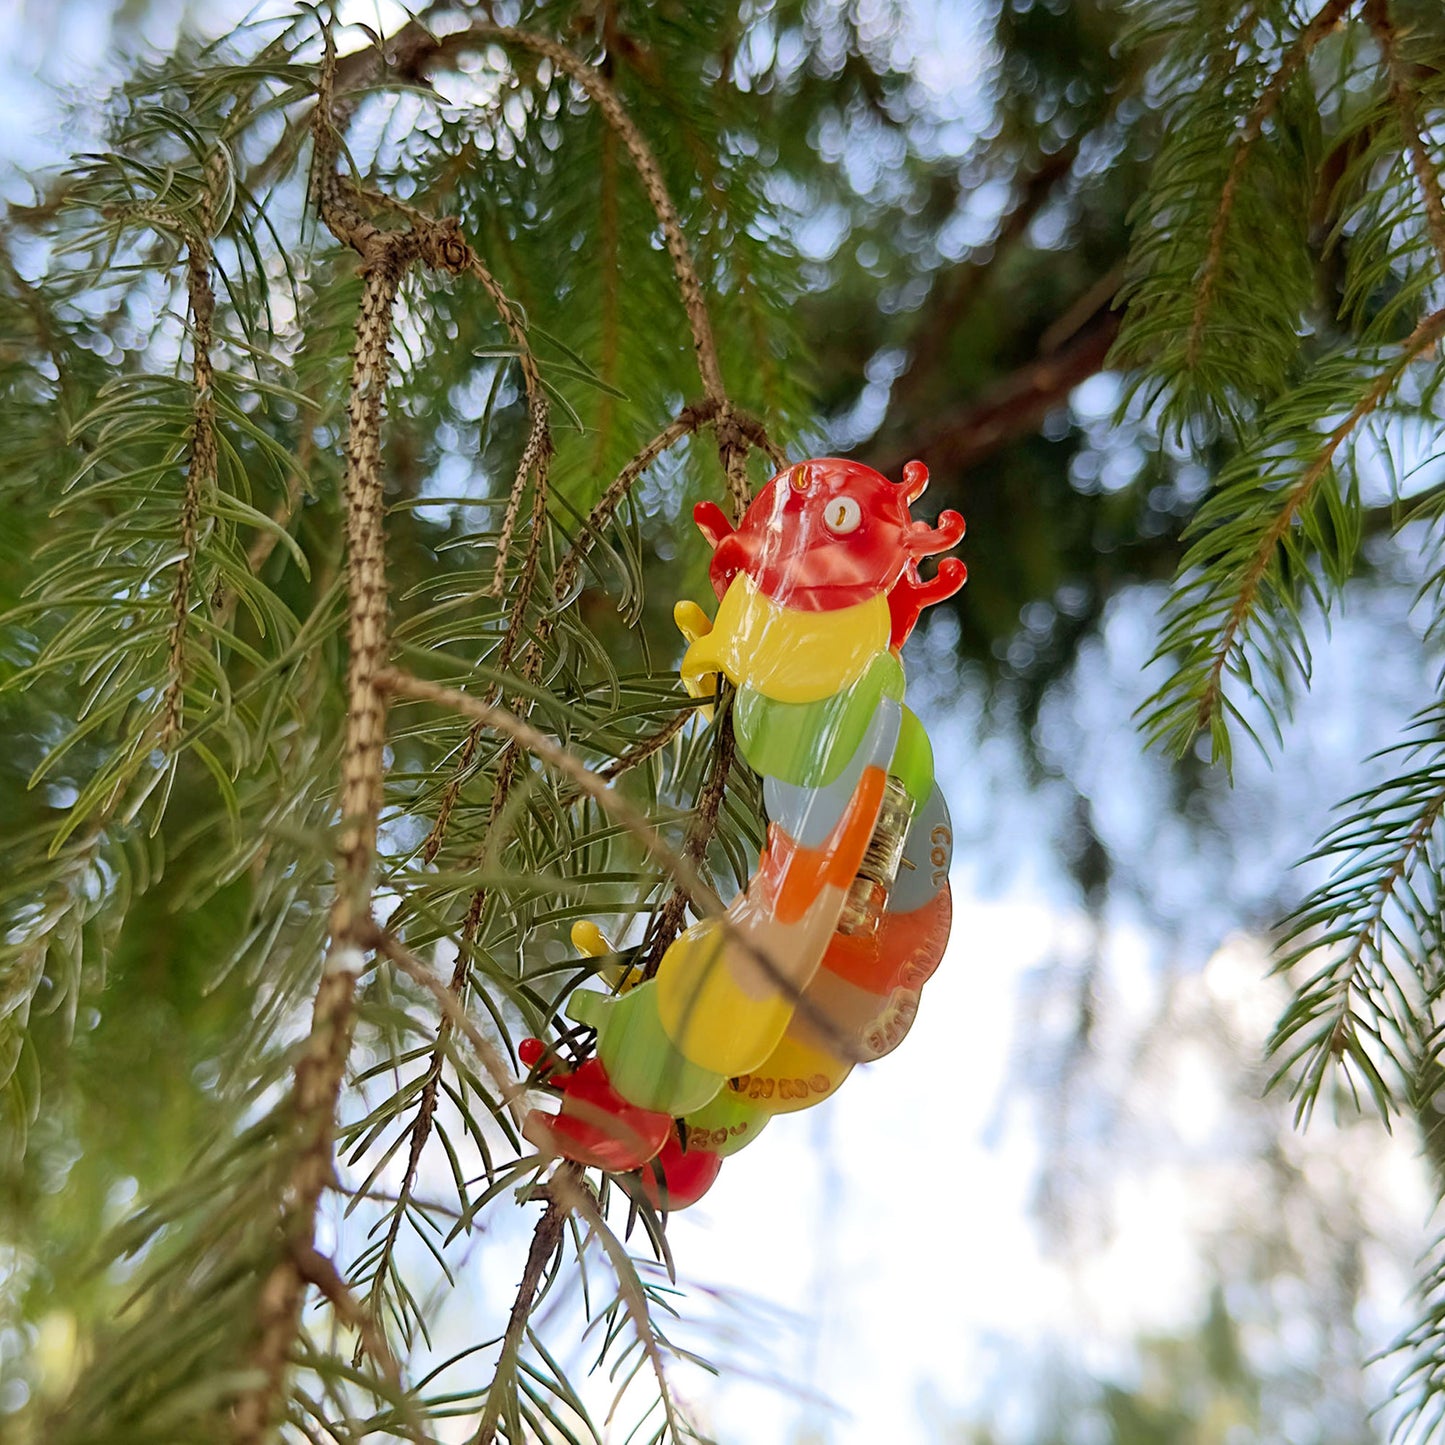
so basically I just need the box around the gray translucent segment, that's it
[760,698,902,848]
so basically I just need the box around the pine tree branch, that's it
[596,707,694,783]
[395,22,726,405]
[338,19,794,1348]
[553,399,721,602]
[468,254,552,595]
[376,667,867,1063]
[377,397,759,1312]
[1187,0,1355,368]
[379,668,724,913]
[471,1174,574,1445]
[1365,0,1445,278]
[368,925,528,1129]
[1276,784,1445,1122]
[231,35,474,1442]
[159,168,221,753]
[380,19,788,504]
[289,1240,406,1400]
[545,1166,683,1440]
[1191,305,1445,741]
[641,693,737,980]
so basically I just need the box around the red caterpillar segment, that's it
[637,1130,724,1212]
[518,1038,672,1171]
[695,458,965,626]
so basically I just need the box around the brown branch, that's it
[1187,0,1356,367]
[291,1240,400,1389]
[380,668,725,913]
[889,140,1085,419]
[1366,0,1445,278]
[545,1167,682,1437]
[640,697,737,980]
[596,706,694,782]
[230,34,474,1443]
[870,308,1120,482]
[1194,305,1445,736]
[468,254,553,593]
[471,1174,575,1445]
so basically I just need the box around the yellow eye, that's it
[824,495,862,535]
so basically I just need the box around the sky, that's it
[3,2,1442,1441]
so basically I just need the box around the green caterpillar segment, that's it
[889,706,935,808]
[733,650,903,787]
[567,981,723,1116]
[680,1089,770,1158]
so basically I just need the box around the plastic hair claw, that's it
[522,458,963,1207]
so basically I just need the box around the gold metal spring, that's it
[837,774,914,936]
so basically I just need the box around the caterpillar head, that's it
[694,457,965,639]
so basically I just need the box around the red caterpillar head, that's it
[693,458,966,648]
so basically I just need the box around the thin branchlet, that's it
[159,169,220,752]
[1366,0,1445,278]
[377,668,869,1063]
[641,696,737,980]
[471,1172,575,1445]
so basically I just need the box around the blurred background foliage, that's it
[3,0,1445,1441]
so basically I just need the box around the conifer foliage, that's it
[7,0,1445,1440]
[1,5,803,1439]
[1117,1,1445,1433]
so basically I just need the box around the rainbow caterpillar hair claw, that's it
[521,457,964,1210]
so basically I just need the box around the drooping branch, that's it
[230,36,475,1442]
[377,668,870,1064]
[472,1173,575,1445]
[640,701,738,980]
[349,19,797,1330]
